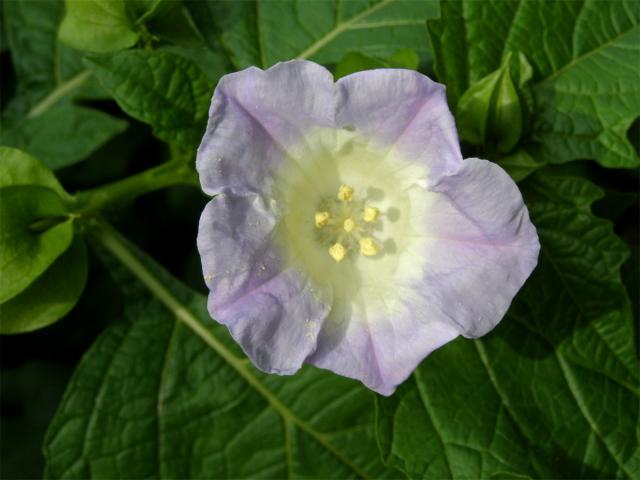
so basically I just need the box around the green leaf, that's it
[2,0,127,169]
[495,149,545,183]
[428,0,640,168]
[0,186,74,304]
[334,52,390,79]
[2,0,90,115]
[44,223,398,479]
[85,50,212,148]
[426,0,469,106]
[185,0,262,69]
[0,149,86,333]
[0,147,68,199]
[130,0,170,22]
[1,104,127,170]
[138,0,203,48]
[188,0,438,69]
[377,174,639,478]
[59,0,140,53]
[333,48,420,79]
[158,45,232,82]
[387,48,420,69]
[0,238,87,334]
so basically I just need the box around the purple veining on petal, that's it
[196,61,336,197]
[215,267,330,375]
[307,308,460,396]
[337,69,463,185]
[416,158,540,337]
[198,192,331,374]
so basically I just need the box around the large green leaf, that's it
[1,0,127,169]
[44,223,397,479]
[0,238,88,334]
[0,186,74,304]
[0,148,87,333]
[85,50,212,148]
[428,0,640,168]
[376,174,639,478]
[1,104,127,171]
[188,0,438,69]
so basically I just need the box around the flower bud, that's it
[456,52,530,153]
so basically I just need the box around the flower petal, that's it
[307,308,459,396]
[197,60,337,197]
[336,69,463,185]
[419,158,540,337]
[307,158,538,395]
[197,193,331,374]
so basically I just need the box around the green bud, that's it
[456,52,530,153]
[455,64,502,146]
[491,54,522,153]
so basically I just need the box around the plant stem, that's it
[89,218,244,368]
[71,160,199,216]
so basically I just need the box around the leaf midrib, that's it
[27,70,92,119]
[97,220,371,480]
[296,0,396,60]
[555,351,634,478]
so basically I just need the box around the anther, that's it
[343,218,355,232]
[329,243,347,262]
[315,211,330,228]
[359,238,378,256]
[363,206,379,223]
[337,185,354,201]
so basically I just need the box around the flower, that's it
[196,60,539,396]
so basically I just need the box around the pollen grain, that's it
[329,243,347,262]
[315,211,330,228]
[337,185,354,201]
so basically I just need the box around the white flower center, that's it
[272,128,433,310]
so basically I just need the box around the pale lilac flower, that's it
[196,60,539,395]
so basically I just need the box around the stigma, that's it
[343,218,355,232]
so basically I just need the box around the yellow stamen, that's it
[315,211,330,228]
[337,184,354,201]
[359,238,378,256]
[329,243,347,262]
[343,218,355,232]
[363,206,379,222]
